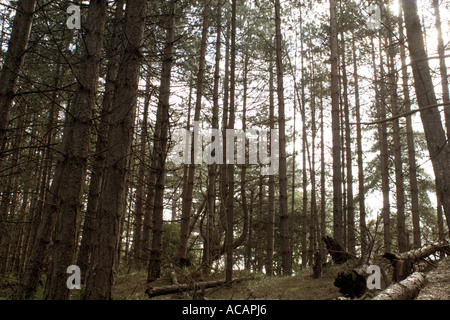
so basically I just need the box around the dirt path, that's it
[416,257,450,300]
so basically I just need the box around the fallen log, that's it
[145,280,225,298]
[382,243,449,281]
[372,272,427,300]
[394,243,446,261]
[334,242,448,299]
[145,277,249,298]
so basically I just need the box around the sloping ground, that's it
[111,266,343,300]
[415,257,450,300]
[122,267,343,300]
[204,270,341,300]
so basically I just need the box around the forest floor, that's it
[113,257,450,300]
[112,265,342,300]
[415,256,450,300]
[0,257,448,300]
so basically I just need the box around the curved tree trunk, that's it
[177,0,211,265]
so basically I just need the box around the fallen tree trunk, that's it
[334,242,449,299]
[382,243,449,281]
[396,243,447,261]
[372,272,427,300]
[145,280,224,298]
[145,277,248,298]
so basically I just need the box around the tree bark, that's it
[256,175,263,272]
[146,0,176,283]
[85,0,147,300]
[432,0,450,139]
[372,272,427,300]
[387,21,408,253]
[0,0,36,150]
[239,48,250,275]
[266,62,275,276]
[219,21,230,267]
[383,243,449,282]
[372,30,391,252]
[275,0,292,276]
[145,278,249,298]
[43,0,108,300]
[132,69,152,263]
[320,93,327,262]
[177,0,211,264]
[204,0,222,272]
[309,56,319,265]
[330,0,343,246]
[436,196,445,240]
[399,4,421,249]
[340,32,355,255]
[225,0,237,284]
[299,7,308,268]
[402,0,450,232]
[352,34,366,253]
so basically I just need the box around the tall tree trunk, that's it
[0,102,26,275]
[387,19,408,253]
[44,0,108,299]
[146,0,176,283]
[301,78,308,267]
[17,0,107,300]
[432,0,450,139]
[309,57,319,264]
[275,0,292,276]
[132,70,152,263]
[352,35,366,253]
[320,93,326,260]
[220,22,230,258]
[0,0,36,150]
[291,75,297,269]
[374,27,391,252]
[399,5,421,248]
[298,4,308,268]
[256,175,263,272]
[266,62,275,276]
[402,0,450,233]
[300,8,308,268]
[225,0,237,284]
[177,0,211,264]
[239,47,249,274]
[205,0,222,272]
[17,114,47,279]
[76,0,125,281]
[340,32,355,255]
[85,0,147,299]
[340,86,347,252]
[330,0,343,246]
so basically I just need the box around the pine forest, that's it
[0,0,449,301]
